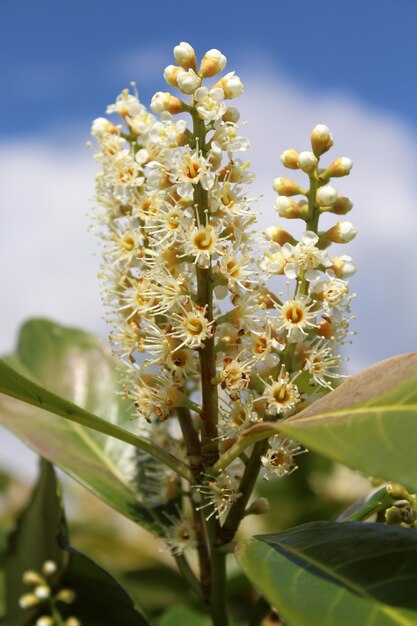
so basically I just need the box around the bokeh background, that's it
[1,0,416,486]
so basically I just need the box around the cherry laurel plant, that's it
[89,43,357,622]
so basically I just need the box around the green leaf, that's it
[4,459,66,626]
[156,607,212,626]
[0,319,190,533]
[4,459,148,626]
[279,353,417,488]
[236,521,417,626]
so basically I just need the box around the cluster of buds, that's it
[384,484,417,527]
[90,44,356,536]
[18,560,80,626]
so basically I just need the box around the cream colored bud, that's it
[327,221,357,243]
[36,617,55,626]
[322,157,353,179]
[35,585,51,600]
[19,593,40,609]
[331,196,353,215]
[173,42,196,70]
[91,117,116,138]
[150,92,183,115]
[311,123,334,156]
[177,68,201,94]
[199,49,227,77]
[42,561,58,577]
[274,196,308,219]
[316,184,338,207]
[386,483,410,500]
[222,107,240,123]
[331,255,356,278]
[297,150,318,173]
[273,177,303,196]
[280,148,300,169]
[264,226,294,245]
[163,65,182,87]
[56,589,76,604]
[23,570,44,586]
[213,72,243,99]
[65,618,81,626]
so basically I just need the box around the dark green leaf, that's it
[237,521,417,626]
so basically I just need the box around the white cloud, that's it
[1,63,417,474]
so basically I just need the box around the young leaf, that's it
[0,319,190,534]
[237,521,417,626]
[4,459,148,626]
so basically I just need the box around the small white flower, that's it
[274,294,319,343]
[261,436,306,480]
[214,72,244,99]
[260,368,301,416]
[177,68,201,94]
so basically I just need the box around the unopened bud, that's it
[331,255,356,278]
[222,107,240,123]
[327,221,357,243]
[273,177,304,196]
[316,184,338,207]
[264,226,295,245]
[56,589,76,604]
[245,497,270,516]
[19,593,40,609]
[213,72,244,99]
[330,196,353,215]
[311,123,334,156]
[385,506,402,525]
[297,150,318,173]
[321,157,353,179]
[318,319,334,339]
[274,196,308,219]
[200,49,227,77]
[150,92,183,115]
[36,617,54,626]
[163,65,182,87]
[280,148,300,169]
[91,117,117,139]
[386,483,410,500]
[177,68,201,94]
[42,561,58,577]
[34,585,51,600]
[173,42,196,70]
[65,619,81,626]
[23,570,44,586]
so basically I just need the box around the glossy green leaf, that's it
[279,353,417,488]
[4,459,148,626]
[237,521,417,626]
[0,319,189,533]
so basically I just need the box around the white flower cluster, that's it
[90,44,356,529]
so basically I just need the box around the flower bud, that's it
[213,72,244,99]
[317,319,334,339]
[274,197,308,219]
[163,65,182,87]
[245,497,270,516]
[327,221,357,243]
[177,69,201,94]
[273,177,304,196]
[42,561,58,577]
[316,184,338,207]
[91,117,117,139]
[330,196,353,215]
[65,618,81,626]
[280,148,300,169]
[35,585,51,600]
[297,150,318,174]
[264,226,295,245]
[150,92,183,115]
[386,483,410,500]
[385,506,402,525]
[331,255,356,278]
[23,569,44,586]
[222,107,240,123]
[199,49,227,77]
[311,123,334,156]
[321,157,353,179]
[173,42,196,70]
[56,589,77,604]
[19,593,40,609]
[36,617,54,626]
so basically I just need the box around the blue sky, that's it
[2,0,417,138]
